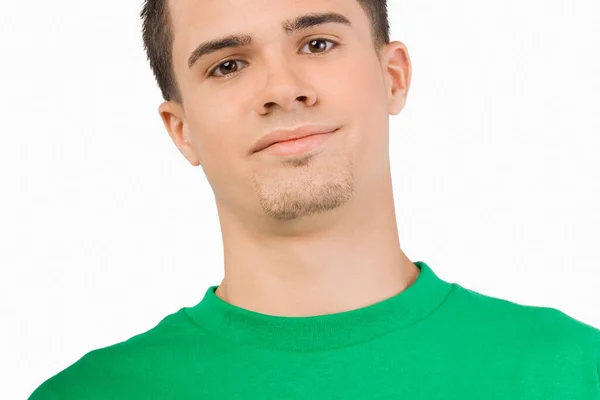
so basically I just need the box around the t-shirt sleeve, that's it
[28,381,59,400]
[596,333,600,390]
[592,325,600,395]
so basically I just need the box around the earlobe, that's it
[384,42,412,115]
[158,101,201,166]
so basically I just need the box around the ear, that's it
[382,41,412,115]
[158,101,201,167]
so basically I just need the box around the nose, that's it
[252,56,318,115]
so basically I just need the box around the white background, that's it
[1,0,599,398]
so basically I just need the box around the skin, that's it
[159,0,419,317]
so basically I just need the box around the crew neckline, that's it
[184,261,454,352]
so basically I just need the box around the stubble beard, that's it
[252,155,355,221]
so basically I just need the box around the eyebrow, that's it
[187,12,353,69]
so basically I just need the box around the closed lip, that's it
[251,125,339,154]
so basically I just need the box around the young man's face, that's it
[161,0,410,221]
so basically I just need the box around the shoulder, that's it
[28,308,205,399]
[448,283,600,336]
[447,283,600,368]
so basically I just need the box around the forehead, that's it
[168,0,369,67]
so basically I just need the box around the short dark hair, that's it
[141,1,390,103]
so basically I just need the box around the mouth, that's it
[258,129,338,157]
[252,124,340,154]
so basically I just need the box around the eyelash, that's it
[207,38,340,80]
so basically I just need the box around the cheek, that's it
[355,59,387,115]
[339,56,387,120]
[186,110,231,173]
[185,110,254,202]
[186,91,241,159]
[339,58,390,170]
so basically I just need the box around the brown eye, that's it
[301,38,338,55]
[309,40,326,52]
[210,60,247,78]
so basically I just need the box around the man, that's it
[30,0,600,399]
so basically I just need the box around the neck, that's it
[214,177,419,317]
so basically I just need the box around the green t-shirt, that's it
[29,261,600,399]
